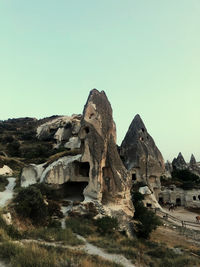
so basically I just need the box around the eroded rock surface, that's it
[120,114,165,184]
[21,89,134,221]
[172,152,187,170]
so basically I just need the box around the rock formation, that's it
[172,152,187,170]
[120,114,165,208]
[21,89,134,221]
[190,154,196,166]
[120,114,165,185]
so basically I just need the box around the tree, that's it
[15,186,48,224]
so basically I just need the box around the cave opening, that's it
[74,162,90,177]
[159,197,163,204]
[132,173,136,181]
[63,181,88,202]
[193,196,196,201]
[176,198,181,206]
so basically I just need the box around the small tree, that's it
[95,216,118,235]
[132,192,161,239]
[15,186,48,224]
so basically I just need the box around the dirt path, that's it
[77,235,135,267]
[0,261,7,267]
[0,177,16,207]
[163,207,198,223]
[19,237,135,267]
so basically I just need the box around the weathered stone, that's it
[120,114,165,185]
[79,89,133,217]
[159,185,200,208]
[172,152,187,170]
[21,164,44,187]
[190,154,196,166]
[21,89,134,221]
[64,137,81,150]
[36,115,82,146]
[2,212,12,225]
[0,165,13,176]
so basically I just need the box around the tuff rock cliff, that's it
[120,114,165,182]
[120,114,165,208]
[21,89,134,221]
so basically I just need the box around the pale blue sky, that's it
[0,1,200,162]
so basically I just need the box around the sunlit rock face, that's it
[21,89,134,219]
[0,165,13,176]
[36,115,82,147]
[120,114,165,185]
[79,89,133,217]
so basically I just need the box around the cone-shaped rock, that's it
[172,152,187,170]
[79,89,133,216]
[120,114,165,181]
[190,154,196,166]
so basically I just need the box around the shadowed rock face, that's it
[79,90,133,211]
[120,114,165,182]
[190,154,196,166]
[172,152,187,170]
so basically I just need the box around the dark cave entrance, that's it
[74,162,90,177]
[176,198,181,206]
[159,197,164,204]
[132,173,136,181]
[63,182,88,202]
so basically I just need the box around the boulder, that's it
[21,164,44,187]
[0,165,13,176]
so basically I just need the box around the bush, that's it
[172,169,200,184]
[132,192,161,239]
[15,186,48,224]
[95,216,118,235]
[25,227,82,246]
[0,213,21,239]
[65,217,94,237]
[0,241,23,260]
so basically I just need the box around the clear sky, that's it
[0,1,200,162]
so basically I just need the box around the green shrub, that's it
[95,216,118,235]
[0,241,23,260]
[65,217,94,237]
[14,186,48,224]
[25,227,82,246]
[172,169,200,184]
[132,192,161,239]
[0,213,21,239]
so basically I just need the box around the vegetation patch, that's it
[25,227,83,246]
[65,217,94,237]
[132,192,161,239]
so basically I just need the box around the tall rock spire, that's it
[190,154,196,166]
[120,114,165,180]
[172,152,187,170]
[79,89,133,216]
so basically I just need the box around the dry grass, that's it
[150,225,200,251]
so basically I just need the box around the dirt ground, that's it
[163,206,199,223]
[151,225,200,251]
